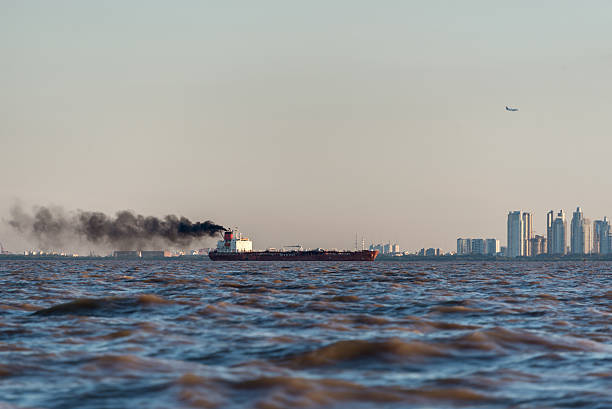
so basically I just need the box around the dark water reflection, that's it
[0,260,610,408]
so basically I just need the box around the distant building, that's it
[507,211,524,257]
[113,251,140,259]
[370,242,399,255]
[546,210,554,255]
[456,238,498,256]
[603,219,612,255]
[471,239,485,255]
[551,210,567,255]
[593,220,603,254]
[424,248,441,256]
[418,248,441,256]
[529,235,547,256]
[522,212,533,256]
[457,238,472,255]
[570,207,591,255]
[140,251,165,259]
[593,218,610,255]
[485,239,500,255]
[584,219,592,253]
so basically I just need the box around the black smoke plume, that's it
[8,205,225,250]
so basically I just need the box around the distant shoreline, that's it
[376,254,612,262]
[2,254,612,262]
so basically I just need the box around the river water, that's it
[0,260,610,408]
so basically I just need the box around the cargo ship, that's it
[208,230,378,261]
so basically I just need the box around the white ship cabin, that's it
[216,229,253,253]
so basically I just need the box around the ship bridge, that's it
[217,229,253,253]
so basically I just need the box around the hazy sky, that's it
[2,1,612,252]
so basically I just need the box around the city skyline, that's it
[454,206,612,257]
[6,204,612,255]
[499,206,611,257]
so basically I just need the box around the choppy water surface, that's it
[0,261,610,408]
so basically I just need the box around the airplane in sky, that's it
[505,106,519,112]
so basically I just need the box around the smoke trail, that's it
[8,205,225,250]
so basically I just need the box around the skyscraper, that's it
[522,212,533,256]
[546,210,554,255]
[583,219,592,254]
[601,217,611,255]
[571,207,583,254]
[507,211,523,257]
[571,207,592,255]
[551,210,567,255]
[593,217,610,254]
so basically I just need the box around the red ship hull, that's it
[209,250,378,261]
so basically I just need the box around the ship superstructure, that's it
[215,229,253,253]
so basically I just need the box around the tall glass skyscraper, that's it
[507,211,523,258]
[594,217,610,254]
[521,212,533,256]
[571,207,591,255]
[551,210,567,255]
[546,210,554,255]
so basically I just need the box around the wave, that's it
[450,327,609,353]
[281,338,447,368]
[431,305,485,313]
[430,299,486,314]
[408,317,481,332]
[82,354,174,374]
[227,376,491,407]
[172,373,490,409]
[329,295,360,302]
[344,314,391,326]
[33,294,173,317]
[281,328,609,371]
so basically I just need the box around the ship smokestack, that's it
[224,230,233,247]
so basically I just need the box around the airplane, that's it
[505,106,519,112]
